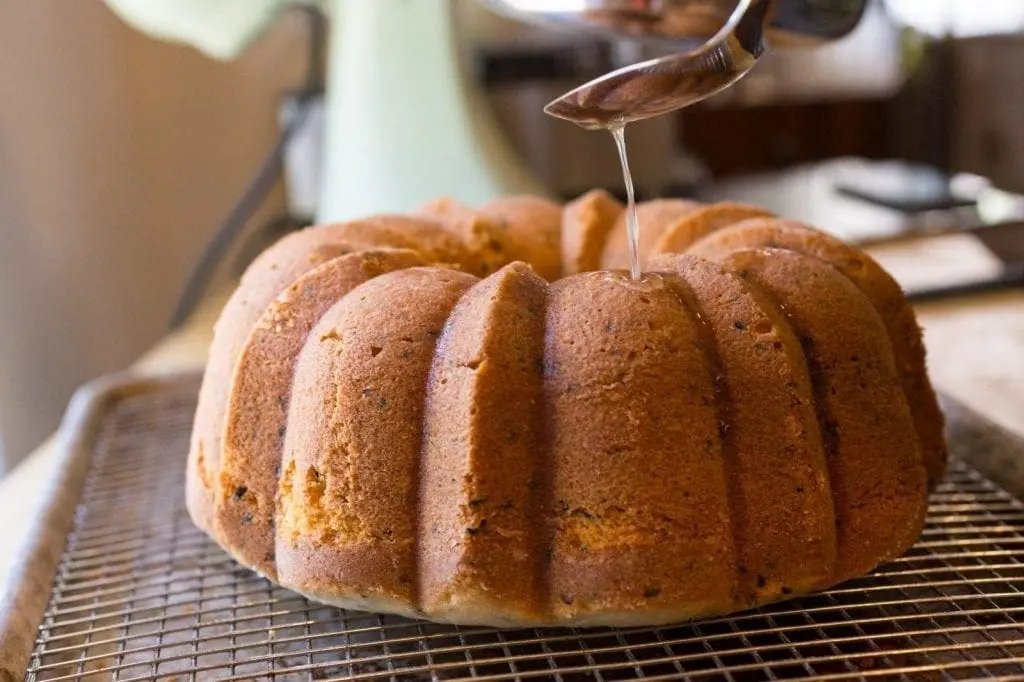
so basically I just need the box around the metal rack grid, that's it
[21,385,1024,681]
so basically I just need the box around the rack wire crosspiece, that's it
[19,383,1024,681]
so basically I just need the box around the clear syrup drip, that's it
[609,123,641,281]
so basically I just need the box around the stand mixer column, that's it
[316,0,548,223]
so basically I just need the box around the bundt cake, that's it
[187,192,945,627]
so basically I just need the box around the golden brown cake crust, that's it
[480,195,563,281]
[187,193,942,628]
[329,215,472,268]
[275,267,477,606]
[561,189,623,275]
[653,254,837,605]
[186,224,358,536]
[722,248,928,581]
[418,262,549,624]
[543,271,735,622]
[600,198,703,270]
[215,248,427,578]
[414,197,517,276]
[649,202,773,260]
[686,218,947,485]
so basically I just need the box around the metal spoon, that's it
[481,0,868,127]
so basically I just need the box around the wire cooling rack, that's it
[15,380,1024,681]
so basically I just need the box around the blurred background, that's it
[2,0,1023,473]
